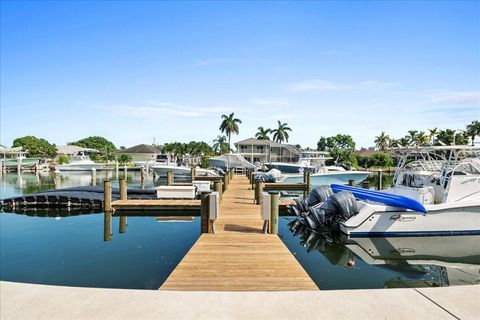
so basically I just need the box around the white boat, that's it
[152,164,217,178]
[55,155,105,171]
[277,166,370,186]
[207,154,255,171]
[339,146,480,237]
[265,150,331,173]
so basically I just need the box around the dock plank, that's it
[160,175,318,291]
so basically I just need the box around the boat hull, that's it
[55,163,105,171]
[265,163,315,174]
[340,202,480,237]
[153,166,217,177]
[280,171,370,185]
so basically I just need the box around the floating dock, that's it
[160,175,318,291]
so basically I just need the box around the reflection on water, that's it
[0,171,200,289]
[281,218,480,289]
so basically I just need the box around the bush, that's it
[58,155,69,164]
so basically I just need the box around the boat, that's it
[265,150,331,173]
[207,154,256,171]
[290,146,480,237]
[55,155,105,171]
[152,164,218,178]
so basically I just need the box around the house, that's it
[233,138,301,163]
[115,144,161,163]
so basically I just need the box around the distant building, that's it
[355,147,378,157]
[115,144,161,163]
[233,138,301,163]
[57,145,100,157]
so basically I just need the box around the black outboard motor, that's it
[287,185,333,217]
[308,191,358,229]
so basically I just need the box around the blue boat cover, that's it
[331,184,428,213]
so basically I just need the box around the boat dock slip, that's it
[160,175,318,291]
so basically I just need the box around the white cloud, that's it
[422,91,480,105]
[285,79,399,92]
[102,102,232,119]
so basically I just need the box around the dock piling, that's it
[214,180,222,200]
[190,167,196,182]
[269,192,279,234]
[348,179,355,186]
[91,168,97,186]
[119,178,127,200]
[167,170,173,186]
[200,191,212,233]
[255,181,264,205]
[140,166,145,189]
[361,181,370,189]
[377,170,383,190]
[104,180,112,212]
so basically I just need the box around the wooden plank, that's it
[160,175,318,291]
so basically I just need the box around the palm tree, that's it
[255,126,271,140]
[407,130,418,142]
[388,139,399,149]
[374,131,390,151]
[428,128,438,145]
[398,136,411,147]
[271,121,292,143]
[466,120,480,146]
[212,135,229,154]
[413,131,429,147]
[219,112,242,151]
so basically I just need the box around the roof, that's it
[116,144,161,154]
[0,146,24,154]
[234,138,301,156]
[355,149,379,157]
[57,145,100,155]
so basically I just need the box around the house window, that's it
[240,145,248,153]
[255,146,264,153]
[253,157,260,163]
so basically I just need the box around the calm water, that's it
[1,171,479,290]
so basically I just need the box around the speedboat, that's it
[152,164,217,178]
[55,155,105,171]
[207,154,255,171]
[265,150,331,173]
[277,166,370,186]
[289,146,480,237]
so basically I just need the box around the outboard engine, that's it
[287,185,333,217]
[308,191,358,229]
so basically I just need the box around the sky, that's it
[1,1,479,149]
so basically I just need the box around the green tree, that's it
[219,112,242,150]
[271,121,292,143]
[69,136,116,152]
[212,135,230,154]
[455,132,469,145]
[317,134,356,164]
[413,131,429,147]
[398,136,411,147]
[58,155,69,164]
[12,136,57,158]
[374,131,390,151]
[255,126,271,140]
[117,154,132,165]
[436,129,456,146]
[465,120,480,146]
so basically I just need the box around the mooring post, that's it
[140,166,145,189]
[104,180,112,212]
[306,172,311,194]
[119,178,127,200]
[91,168,97,186]
[119,216,127,234]
[251,172,255,190]
[224,172,230,189]
[214,180,223,200]
[361,181,370,189]
[256,181,264,205]
[190,167,196,182]
[377,170,383,190]
[269,191,279,234]
[348,179,355,186]
[200,191,212,233]
[167,170,173,186]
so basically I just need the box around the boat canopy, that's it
[208,154,256,170]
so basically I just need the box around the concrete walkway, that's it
[1,281,479,319]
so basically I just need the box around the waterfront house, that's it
[233,138,301,163]
[115,144,161,163]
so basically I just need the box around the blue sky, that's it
[1,1,479,149]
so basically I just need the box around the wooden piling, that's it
[303,172,311,198]
[348,179,355,186]
[251,172,255,190]
[214,180,223,200]
[190,167,196,182]
[104,180,112,212]
[377,170,383,190]
[91,168,97,186]
[119,178,127,200]
[255,181,264,205]
[140,166,145,188]
[224,173,229,190]
[167,170,174,186]
[269,192,279,234]
[361,181,370,189]
[200,191,211,233]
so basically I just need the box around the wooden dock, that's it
[160,175,318,291]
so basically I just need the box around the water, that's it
[1,171,478,290]
[1,170,199,289]
[280,218,480,289]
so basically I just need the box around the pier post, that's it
[167,170,174,186]
[361,181,370,189]
[251,172,255,190]
[140,166,145,189]
[303,172,311,198]
[224,173,229,190]
[104,180,112,212]
[119,216,127,234]
[348,179,355,186]
[119,178,127,200]
[200,191,212,233]
[91,168,97,186]
[214,180,223,200]
[377,170,382,190]
[190,167,196,182]
[255,181,264,205]
[269,191,279,234]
